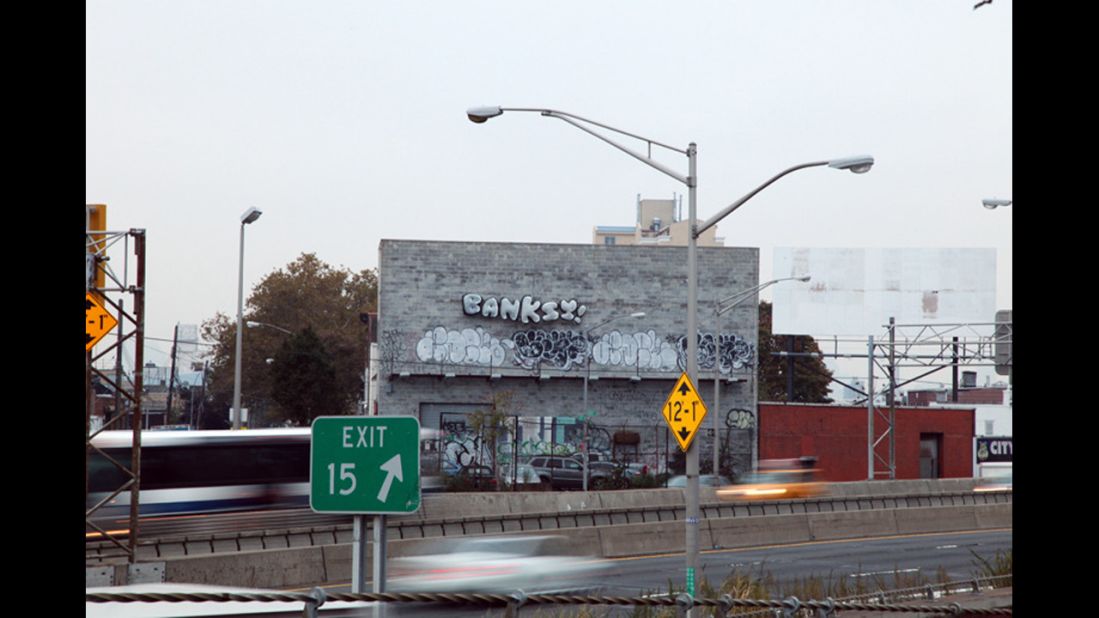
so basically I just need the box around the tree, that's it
[200,253,377,427]
[269,328,344,425]
[758,301,834,403]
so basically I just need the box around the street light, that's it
[582,311,646,491]
[468,104,872,598]
[982,198,1012,209]
[711,275,811,476]
[246,320,293,335]
[232,207,262,430]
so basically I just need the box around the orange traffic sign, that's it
[661,372,709,451]
[86,292,117,351]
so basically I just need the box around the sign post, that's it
[311,416,421,594]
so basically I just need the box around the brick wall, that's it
[377,239,760,471]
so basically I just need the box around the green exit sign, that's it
[310,416,421,514]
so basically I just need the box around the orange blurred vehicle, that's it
[716,457,827,501]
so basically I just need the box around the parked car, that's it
[528,455,613,490]
[455,464,498,491]
[389,535,607,594]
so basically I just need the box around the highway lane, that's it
[86,531,1011,617]
[595,529,1012,596]
[293,529,1011,613]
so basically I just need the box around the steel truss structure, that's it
[85,221,146,563]
[775,317,1012,480]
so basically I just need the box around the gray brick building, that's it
[373,239,760,478]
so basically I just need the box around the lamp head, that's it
[467,106,504,123]
[241,207,262,225]
[796,275,811,282]
[630,312,646,318]
[982,198,1012,209]
[828,155,875,174]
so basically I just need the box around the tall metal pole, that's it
[712,372,720,475]
[233,223,247,430]
[867,335,874,480]
[685,142,700,599]
[888,318,896,479]
[582,366,590,491]
[129,230,146,562]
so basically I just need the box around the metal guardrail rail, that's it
[85,576,1013,617]
[86,489,1010,563]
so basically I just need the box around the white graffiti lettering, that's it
[463,293,587,325]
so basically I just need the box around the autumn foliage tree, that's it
[200,253,377,427]
[758,301,834,403]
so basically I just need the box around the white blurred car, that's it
[388,535,607,594]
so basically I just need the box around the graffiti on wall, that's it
[724,407,756,429]
[463,293,588,325]
[511,330,588,370]
[674,332,755,374]
[413,326,756,374]
[379,329,406,376]
[591,330,680,371]
[415,326,510,367]
[438,417,614,470]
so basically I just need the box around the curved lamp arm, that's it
[697,157,873,237]
[468,106,690,185]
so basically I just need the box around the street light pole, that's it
[232,207,262,430]
[581,312,646,491]
[467,104,872,599]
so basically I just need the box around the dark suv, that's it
[528,455,613,490]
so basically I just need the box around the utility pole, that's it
[165,324,179,424]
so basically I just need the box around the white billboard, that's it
[772,248,997,336]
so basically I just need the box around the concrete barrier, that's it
[708,514,813,550]
[598,521,704,557]
[974,504,1012,529]
[598,488,685,510]
[894,506,979,534]
[807,510,898,541]
[163,547,327,589]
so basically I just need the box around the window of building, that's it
[604,236,616,245]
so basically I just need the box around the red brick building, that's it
[758,402,975,482]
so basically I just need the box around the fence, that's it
[86,575,1013,617]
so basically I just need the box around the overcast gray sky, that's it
[86,1,1012,383]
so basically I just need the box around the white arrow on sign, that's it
[377,454,403,503]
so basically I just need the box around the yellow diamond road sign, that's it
[662,372,708,452]
[86,293,117,351]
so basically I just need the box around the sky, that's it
[86,1,1012,390]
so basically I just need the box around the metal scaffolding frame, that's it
[773,317,1012,480]
[85,221,146,563]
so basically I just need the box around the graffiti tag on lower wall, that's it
[724,408,756,429]
[413,326,757,374]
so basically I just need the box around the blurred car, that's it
[388,535,608,594]
[716,468,826,501]
[456,464,498,491]
[499,462,541,489]
[973,474,1012,492]
[666,474,732,488]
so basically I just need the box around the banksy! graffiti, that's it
[463,293,588,325]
